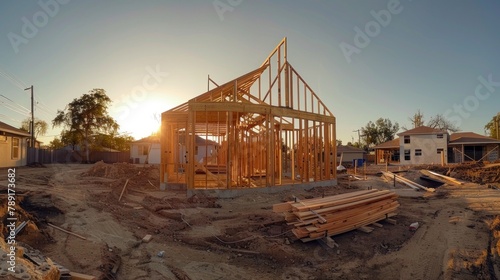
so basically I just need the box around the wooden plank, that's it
[357,226,374,233]
[294,192,397,218]
[293,190,392,212]
[272,202,293,213]
[301,198,395,224]
[70,272,97,280]
[372,222,384,228]
[425,170,465,185]
[382,171,435,192]
[385,218,397,225]
[118,179,129,202]
[290,189,379,209]
[47,223,87,240]
[319,236,339,248]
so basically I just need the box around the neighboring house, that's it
[337,145,366,165]
[178,134,219,165]
[374,126,500,165]
[399,126,449,165]
[0,121,30,168]
[374,138,400,164]
[130,135,161,164]
[448,132,500,163]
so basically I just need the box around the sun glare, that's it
[112,96,168,141]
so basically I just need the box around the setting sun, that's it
[111,94,169,140]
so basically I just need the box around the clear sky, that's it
[1,0,499,145]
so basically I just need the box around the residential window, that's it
[437,148,444,154]
[404,135,410,144]
[404,149,411,160]
[415,149,422,156]
[437,134,443,139]
[139,145,149,155]
[11,137,20,159]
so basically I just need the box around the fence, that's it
[28,148,129,164]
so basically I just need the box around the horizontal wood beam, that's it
[188,102,336,124]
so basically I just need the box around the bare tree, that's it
[409,109,424,129]
[403,110,459,133]
[427,114,460,132]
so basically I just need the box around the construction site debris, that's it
[273,189,399,242]
[420,161,500,185]
[409,222,420,231]
[381,171,435,192]
[118,179,130,202]
[47,223,87,240]
[142,234,152,243]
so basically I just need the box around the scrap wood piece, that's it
[70,271,97,280]
[357,226,374,233]
[385,218,397,225]
[118,179,130,202]
[319,236,339,248]
[47,223,87,240]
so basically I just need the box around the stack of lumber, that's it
[273,189,399,242]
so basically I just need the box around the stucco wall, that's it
[130,143,161,164]
[400,134,448,165]
[0,136,27,168]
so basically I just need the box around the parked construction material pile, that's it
[273,189,399,242]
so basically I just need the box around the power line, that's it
[0,101,31,116]
[0,94,30,113]
[0,70,27,90]
[0,65,27,90]
[0,114,22,124]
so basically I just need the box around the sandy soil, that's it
[1,162,500,280]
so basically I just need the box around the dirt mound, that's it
[82,161,139,179]
[83,161,161,191]
[416,162,500,185]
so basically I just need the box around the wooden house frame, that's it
[160,38,336,190]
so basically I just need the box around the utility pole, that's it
[496,113,499,140]
[24,86,34,163]
[353,129,362,145]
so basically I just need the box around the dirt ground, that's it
[1,161,500,280]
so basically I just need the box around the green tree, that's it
[60,129,82,150]
[484,113,500,139]
[49,137,65,149]
[53,89,119,162]
[361,118,399,148]
[92,133,134,152]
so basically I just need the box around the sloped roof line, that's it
[449,132,500,144]
[0,120,31,137]
[337,145,366,153]
[167,65,267,113]
[132,135,160,144]
[398,125,447,136]
[373,138,400,149]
